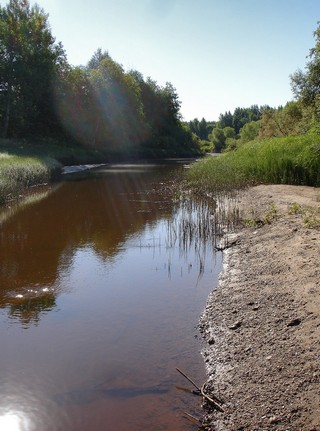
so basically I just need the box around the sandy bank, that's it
[199,185,320,431]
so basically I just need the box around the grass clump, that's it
[0,154,61,204]
[303,209,320,228]
[187,133,320,195]
[264,202,278,224]
[242,202,278,228]
[287,202,320,228]
[288,202,303,214]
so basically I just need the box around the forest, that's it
[0,0,200,159]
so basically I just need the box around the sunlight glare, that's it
[0,412,28,431]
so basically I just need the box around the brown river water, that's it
[0,163,221,431]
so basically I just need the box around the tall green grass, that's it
[0,154,61,204]
[187,133,320,194]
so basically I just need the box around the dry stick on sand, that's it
[176,368,225,413]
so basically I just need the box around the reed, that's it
[166,192,241,268]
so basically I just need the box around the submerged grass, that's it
[187,133,320,195]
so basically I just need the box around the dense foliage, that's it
[290,24,320,119]
[188,105,271,153]
[0,0,200,158]
[0,0,66,138]
[188,118,214,140]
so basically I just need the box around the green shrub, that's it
[199,140,214,153]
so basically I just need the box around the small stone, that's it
[229,321,242,330]
[287,318,301,327]
[269,415,280,424]
[208,337,215,345]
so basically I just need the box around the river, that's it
[0,162,221,431]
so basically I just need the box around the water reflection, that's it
[0,163,221,431]
[0,164,176,325]
[8,290,56,327]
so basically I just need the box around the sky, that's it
[1,0,319,121]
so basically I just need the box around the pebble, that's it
[229,321,242,330]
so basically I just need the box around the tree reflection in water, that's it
[6,291,56,327]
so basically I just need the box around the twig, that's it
[176,367,201,391]
[201,384,224,412]
[176,368,225,416]
[214,239,238,251]
[183,411,201,424]
[176,386,201,396]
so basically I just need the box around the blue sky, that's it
[2,0,319,120]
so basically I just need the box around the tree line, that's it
[2,1,320,158]
[0,0,200,158]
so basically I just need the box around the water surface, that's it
[0,163,221,431]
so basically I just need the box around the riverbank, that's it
[0,138,201,204]
[0,139,110,204]
[199,184,320,430]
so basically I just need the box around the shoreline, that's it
[199,184,320,430]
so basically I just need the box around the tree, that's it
[87,54,145,150]
[218,111,233,129]
[128,72,198,156]
[232,106,261,134]
[188,118,200,136]
[223,126,236,139]
[239,120,260,143]
[0,0,65,137]
[209,126,226,152]
[55,65,94,145]
[259,102,309,139]
[87,48,110,70]
[291,23,320,119]
[188,117,214,141]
